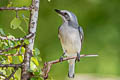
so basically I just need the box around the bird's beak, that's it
[54,9,64,16]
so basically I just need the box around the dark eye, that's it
[64,13,67,15]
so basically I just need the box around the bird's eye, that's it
[64,13,67,15]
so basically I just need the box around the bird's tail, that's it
[68,59,75,78]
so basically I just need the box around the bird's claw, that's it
[76,57,80,62]
[76,53,80,62]
[59,57,63,62]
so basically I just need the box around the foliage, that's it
[0,0,120,80]
[0,30,43,80]
[0,0,42,78]
[10,17,26,34]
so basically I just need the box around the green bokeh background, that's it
[0,0,120,80]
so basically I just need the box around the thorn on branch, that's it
[42,54,98,79]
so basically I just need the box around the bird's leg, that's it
[76,52,80,62]
[59,52,65,62]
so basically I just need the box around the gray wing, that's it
[78,26,84,45]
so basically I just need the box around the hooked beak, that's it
[54,9,64,16]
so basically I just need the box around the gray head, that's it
[55,9,78,26]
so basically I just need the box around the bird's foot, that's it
[59,52,65,62]
[59,57,63,62]
[76,53,80,62]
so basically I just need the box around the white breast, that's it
[59,24,81,55]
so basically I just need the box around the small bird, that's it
[55,9,84,78]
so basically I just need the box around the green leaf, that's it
[34,48,40,56]
[33,69,42,76]
[28,69,33,72]
[30,77,44,80]
[30,77,37,80]
[30,61,37,71]
[48,0,51,2]
[7,35,15,40]
[10,17,21,29]
[21,47,25,54]
[24,39,29,44]
[18,26,26,34]
[31,57,39,66]
[19,56,23,62]
[8,56,12,63]
[33,71,40,76]
[8,40,14,47]
[7,2,13,7]
[0,28,5,35]
[10,17,26,34]
[22,14,29,28]
[3,45,9,49]
[7,49,16,54]
[38,57,42,62]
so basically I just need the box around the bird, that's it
[55,9,84,78]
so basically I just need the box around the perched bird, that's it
[55,9,84,78]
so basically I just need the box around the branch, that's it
[0,33,34,41]
[0,40,25,56]
[42,54,98,79]
[21,0,40,80]
[0,7,31,11]
[0,44,24,53]
[0,64,22,68]
[5,67,19,80]
[0,52,21,56]
[0,72,7,79]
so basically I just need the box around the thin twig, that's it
[0,72,7,79]
[0,33,34,41]
[0,53,21,56]
[0,7,31,11]
[49,54,98,64]
[0,44,24,53]
[42,54,98,79]
[18,41,24,55]
[0,64,22,68]
[0,40,25,56]
[5,67,19,80]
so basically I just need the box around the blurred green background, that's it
[0,0,120,80]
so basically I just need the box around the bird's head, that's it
[55,9,78,25]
